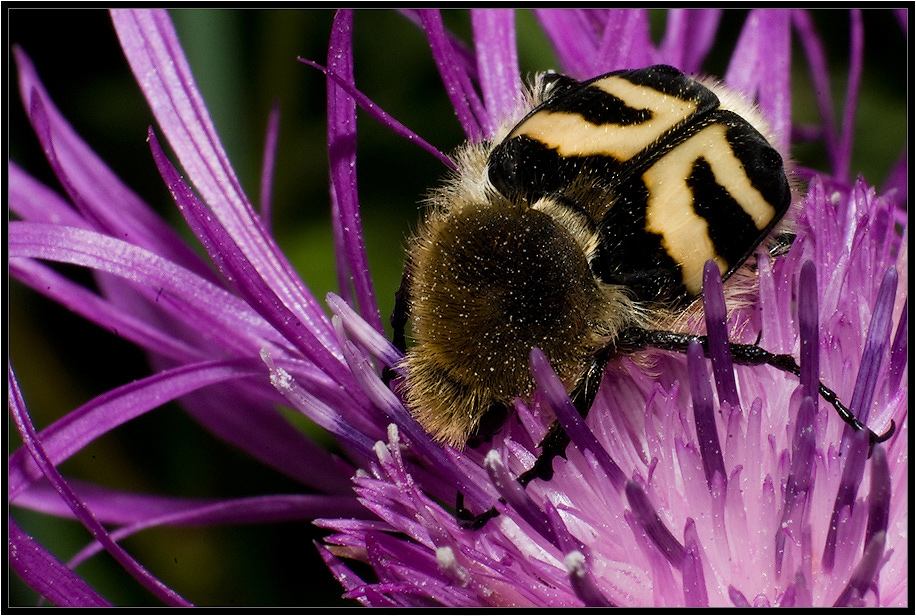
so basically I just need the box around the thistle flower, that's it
[9,8,907,607]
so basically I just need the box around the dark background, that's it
[8,9,907,607]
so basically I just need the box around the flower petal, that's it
[726,9,791,148]
[416,9,490,139]
[9,359,258,500]
[660,9,722,74]
[8,366,192,606]
[8,517,110,607]
[12,47,211,280]
[112,9,335,349]
[471,9,521,125]
[149,129,346,375]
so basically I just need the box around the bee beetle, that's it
[390,64,888,492]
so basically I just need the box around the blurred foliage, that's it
[7,9,907,607]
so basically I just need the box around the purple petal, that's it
[339,342,494,506]
[822,428,869,571]
[544,501,587,557]
[111,10,335,348]
[725,9,792,149]
[10,258,204,365]
[471,9,521,126]
[565,551,614,607]
[885,298,907,396]
[326,9,383,332]
[314,541,389,607]
[682,519,708,607]
[327,292,402,368]
[534,9,598,78]
[728,585,752,607]
[661,9,722,74]
[687,341,727,490]
[484,450,557,547]
[844,267,897,431]
[66,494,368,571]
[8,366,191,606]
[624,480,684,566]
[258,99,280,228]
[836,9,864,184]
[797,261,820,400]
[9,359,259,500]
[776,397,816,574]
[10,222,287,356]
[177,378,356,493]
[528,348,627,491]
[12,47,213,281]
[8,162,90,229]
[792,10,840,174]
[594,10,656,71]
[833,532,886,607]
[261,350,378,459]
[8,517,110,607]
[702,260,739,407]
[863,445,891,558]
[111,9,251,223]
[298,56,453,168]
[14,480,210,525]
[149,130,346,375]
[416,9,489,139]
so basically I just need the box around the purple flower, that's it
[9,9,907,607]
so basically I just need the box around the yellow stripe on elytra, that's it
[513,75,699,161]
[643,124,776,295]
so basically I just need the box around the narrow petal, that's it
[833,532,886,607]
[8,517,110,607]
[596,10,656,71]
[884,299,907,396]
[328,293,402,368]
[471,9,521,126]
[111,9,336,349]
[797,261,820,400]
[298,57,452,168]
[8,161,90,229]
[341,343,494,506]
[8,359,259,500]
[726,9,792,148]
[484,450,557,547]
[682,519,709,607]
[776,397,816,574]
[792,10,840,175]
[822,428,869,571]
[326,9,383,331]
[8,366,192,606]
[533,9,598,78]
[661,9,722,74]
[863,445,891,556]
[845,267,897,430]
[149,129,346,375]
[687,341,727,490]
[625,480,684,566]
[66,494,368,571]
[836,9,864,184]
[258,100,280,228]
[11,258,205,364]
[416,9,489,139]
[565,551,614,607]
[12,47,212,281]
[529,348,627,491]
[702,260,739,407]
[9,221,288,357]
